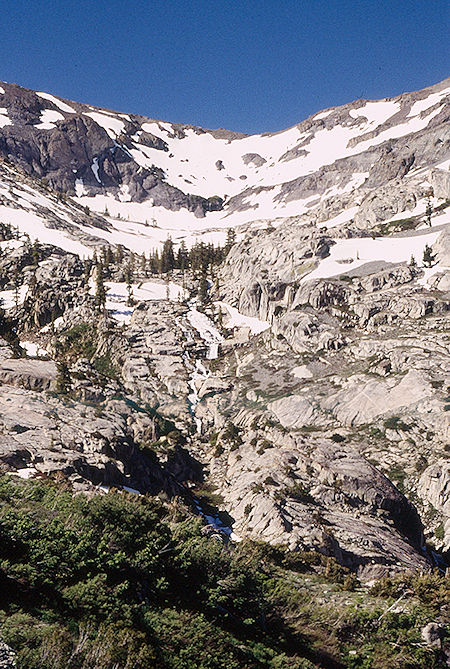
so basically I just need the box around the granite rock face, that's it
[0,77,449,578]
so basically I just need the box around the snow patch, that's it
[35,109,65,129]
[8,467,38,479]
[291,365,313,379]
[187,307,223,348]
[75,178,87,197]
[349,100,401,127]
[84,112,125,138]
[91,157,101,183]
[36,92,76,114]
[21,341,50,358]
[407,87,450,118]
[89,279,185,324]
[321,206,360,229]
[217,301,270,335]
[0,108,11,128]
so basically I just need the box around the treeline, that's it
[90,229,236,279]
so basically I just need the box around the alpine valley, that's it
[0,76,449,668]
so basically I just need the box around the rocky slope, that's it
[0,77,449,580]
[0,76,449,252]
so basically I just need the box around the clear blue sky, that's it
[1,0,448,133]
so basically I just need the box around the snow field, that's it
[89,279,186,324]
[216,301,270,335]
[301,228,442,283]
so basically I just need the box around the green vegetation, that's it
[383,416,411,432]
[375,218,418,235]
[278,482,314,504]
[0,476,448,668]
[55,323,119,382]
[56,323,97,361]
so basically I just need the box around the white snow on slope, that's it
[36,92,76,114]
[321,206,360,229]
[0,108,11,128]
[314,109,333,120]
[217,302,270,335]
[0,87,5,95]
[417,264,450,287]
[128,91,443,204]
[21,341,49,357]
[0,205,93,256]
[0,239,23,251]
[89,279,185,324]
[407,86,450,117]
[35,109,65,129]
[75,178,87,197]
[84,112,125,138]
[302,229,442,283]
[349,99,400,126]
[8,467,39,480]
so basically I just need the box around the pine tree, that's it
[199,266,209,305]
[425,198,433,227]
[422,244,436,268]
[124,261,133,286]
[116,245,124,264]
[176,240,189,272]
[105,246,113,267]
[31,240,41,266]
[409,254,417,267]
[160,237,175,273]
[56,361,71,395]
[95,262,106,308]
[13,263,21,308]
[127,282,134,306]
[83,260,92,290]
[225,228,236,255]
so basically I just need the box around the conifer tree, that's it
[140,252,147,277]
[124,261,133,287]
[422,244,436,268]
[425,198,433,227]
[95,262,106,308]
[165,274,171,301]
[83,260,92,290]
[31,240,41,266]
[116,245,124,264]
[160,237,175,273]
[127,282,134,306]
[225,228,236,255]
[177,240,189,272]
[199,266,209,305]
[56,361,71,395]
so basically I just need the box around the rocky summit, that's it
[0,76,449,665]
